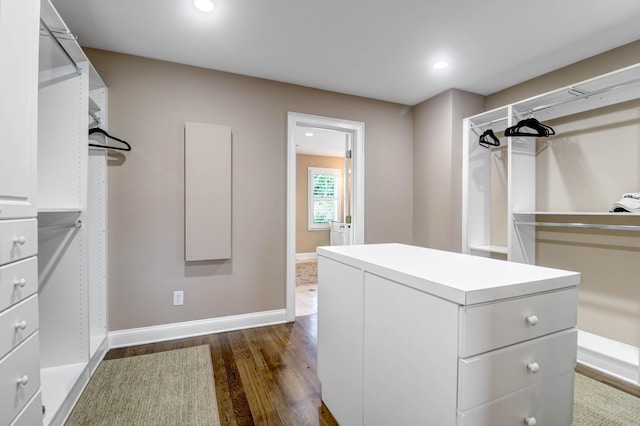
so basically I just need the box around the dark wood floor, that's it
[104,314,339,425]
[104,315,640,425]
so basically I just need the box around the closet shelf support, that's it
[39,220,83,232]
[513,220,640,232]
[39,27,77,41]
[89,110,101,125]
[39,18,82,76]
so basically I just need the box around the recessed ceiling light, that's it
[433,60,449,70]
[305,132,314,137]
[194,0,214,12]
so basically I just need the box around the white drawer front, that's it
[0,332,41,426]
[0,295,38,359]
[0,257,37,313]
[457,370,575,426]
[0,219,37,267]
[9,391,42,426]
[459,287,577,357]
[458,328,577,411]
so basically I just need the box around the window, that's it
[308,167,341,230]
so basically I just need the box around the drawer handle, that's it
[15,320,28,331]
[14,278,27,288]
[526,315,539,326]
[524,416,537,426]
[17,375,29,386]
[13,235,27,245]
[527,362,540,374]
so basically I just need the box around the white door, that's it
[0,0,39,219]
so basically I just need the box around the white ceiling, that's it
[295,126,346,157]
[50,0,640,105]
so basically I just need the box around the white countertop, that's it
[317,243,580,305]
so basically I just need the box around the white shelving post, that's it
[507,105,536,264]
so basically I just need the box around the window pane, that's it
[313,200,337,224]
[313,174,336,197]
[307,167,341,230]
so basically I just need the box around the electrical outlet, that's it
[173,290,184,306]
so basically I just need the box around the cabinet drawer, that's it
[459,287,577,357]
[0,294,38,359]
[0,332,40,426]
[457,370,575,426]
[458,328,576,411]
[0,257,37,313]
[9,391,42,426]
[0,219,37,266]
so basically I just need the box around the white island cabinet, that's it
[317,243,581,426]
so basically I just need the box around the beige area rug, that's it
[296,260,318,286]
[573,373,640,425]
[65,345,220,426]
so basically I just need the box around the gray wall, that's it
[88,39,640,334]
[412,89,484,252]
[86,49,414,331]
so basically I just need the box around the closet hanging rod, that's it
[39,18,82,76]
[513,220,640,232]
[469,116,508,130]
[516,77,640,117]
[39,220,82,232]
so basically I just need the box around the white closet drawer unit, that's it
[318,244,580,425]
[0,332,40,426]
[457,370,575,426]
[458,287,577,357]
[0,294,38,359]
[457,328,577,411]
[0,257,37,313]
[0,219,37,267]
[9,391,42,426]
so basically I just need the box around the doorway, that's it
[286,112,364,321]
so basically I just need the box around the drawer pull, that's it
[527,362,540,374]
[14,278,27,288]
[15,320,28,330]
[525,315,539,326]
[16,375,29,386]
[13,235,27,245]
[524,416,537,426]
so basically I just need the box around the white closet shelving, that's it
[462,105,510,258]
[87,86,108,362]
[463,63,640,386]
[37,0,109,424]
[464,63,640,260]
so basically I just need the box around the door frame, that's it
[286,112,365,321]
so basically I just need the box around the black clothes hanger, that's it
[479,129,500,148]
[88,127,132,151]
[504,118,555,137]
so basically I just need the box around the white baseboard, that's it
[577,330,639,385]
[296,252,317,261]
[108,309,288,348]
